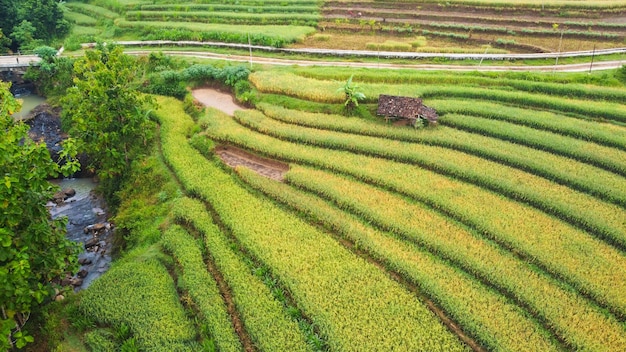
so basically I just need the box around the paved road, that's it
[1,42,625,72]
[113,40,626,60]
[127,49,626,72]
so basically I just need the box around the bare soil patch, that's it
[215,146,289,181]
[191,88,289,181]
[192,88,245,116]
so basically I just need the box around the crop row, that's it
[256,102,626,208]
[160,100,469,351]
[140,4,320,14]
[426,21,514,34]
[289,65,620,86]
[65,11,99,26]
[234,168,562,351]
[156,97,311,352]
[234,109,626,249]
[80,254,197,351]
[117,20,316,47]
[125,10,319,26]
[201,113,626,319]
[66,2,120,19]
[289,67,626,102]
[440,113,626,177]
[162,225,243,352]
[520,28,620,39]
[268,165,626,351]
[391,0,626,9]
[428,99,626,151]
[249,71,626,122]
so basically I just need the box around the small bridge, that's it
[0,55,41,71]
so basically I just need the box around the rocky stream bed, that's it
[24,102,113,296]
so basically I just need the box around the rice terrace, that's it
[2,0,626,351]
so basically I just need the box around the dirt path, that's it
[191,88,289,181]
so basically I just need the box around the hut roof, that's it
[417,105,439,123]
[376,94,423,119]
[377,94,438,124]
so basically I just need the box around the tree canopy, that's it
[61,44,156,204]
[0,81,79,350]
[0,0,70,51]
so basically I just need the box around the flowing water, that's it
[49,178,112,290]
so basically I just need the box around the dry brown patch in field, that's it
[215,146,289,181]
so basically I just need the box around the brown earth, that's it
[215,146,289,181]
[191,88,289,181]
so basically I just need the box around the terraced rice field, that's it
[65,0,319,47]
[80,63,626,351]
[310,0,626,52]
[68,0,626,53]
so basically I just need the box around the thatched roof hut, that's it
[376,94,438,125]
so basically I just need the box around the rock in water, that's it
[63,187,76,198]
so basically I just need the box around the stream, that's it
[13,93,46,120]
[49,178,112,291]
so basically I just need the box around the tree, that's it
[61,44,156,204]
[0,29,11,54]
[24,46,75,96]
[17,0,70,41]
[0,0,18,44]
[10,20,37,50]
[337,74,366,113]
[0,82,80,350]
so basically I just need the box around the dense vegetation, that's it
[0,83,79,350]
[0,0,70,52]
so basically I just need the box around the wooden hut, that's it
[376,94,438,126]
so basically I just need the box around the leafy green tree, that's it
[337,74,366,113]
[0,29,11,53]
[0,81,80,350]
[17,0,70,41]
[61,44,156,204]
[10,20,37,50]
[0,0,17,44]
[24,46,75,96]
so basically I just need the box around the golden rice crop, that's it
[157,97,467,351]
[162,225,243,352]
[236,168,563,351]
[256,102,626,206]
[202,112,626,319]
[281,165,626,351]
